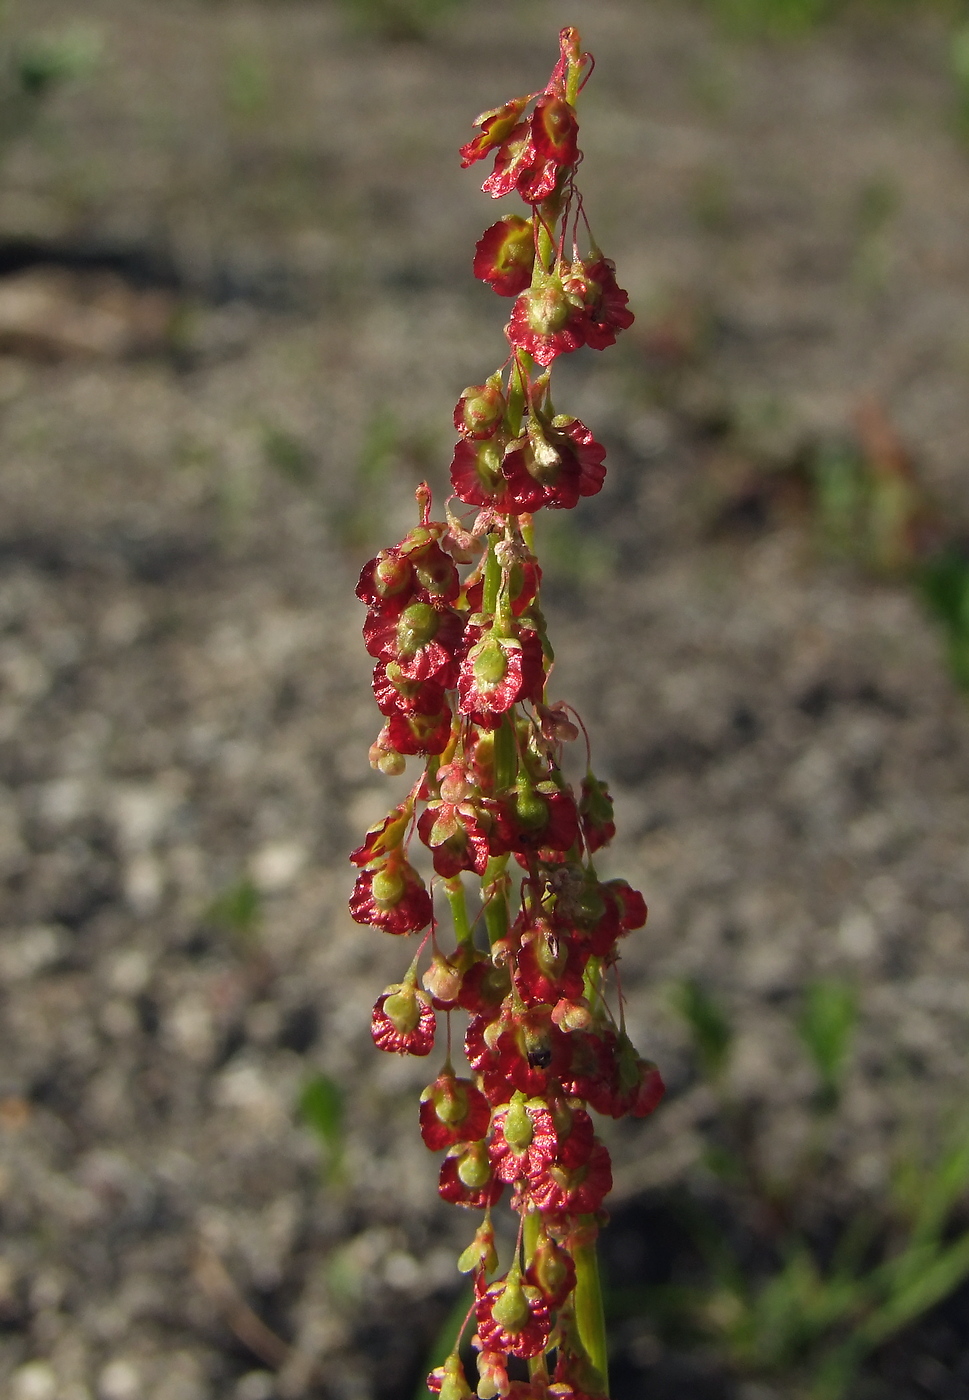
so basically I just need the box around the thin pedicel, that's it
[350,28,661,1400]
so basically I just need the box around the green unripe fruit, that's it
[396,602,439,655]
[435,1082,467,1126]
[515,786,548,832]
[491,1275,529,1333]
[371,866,405,906]
[457,1144,490,1190]
[503,1096,533,1152]
[473,638,509,687]
[383,989,419,1034]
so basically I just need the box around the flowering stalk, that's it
[350,29,663,1399]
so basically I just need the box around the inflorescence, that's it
[349,29,663,1400]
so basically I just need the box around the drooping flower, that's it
[420,1070,492,1151]
[372,981,436,1055]
[460,96,531,168]
[439,1141,504,1209]
[500,416,606,512]
[525,1139,613,1215]
[349,851,433,935]
[454,380,507,440]
[475,1270,551,1360]
[474,216,536,296]
[363,600,464,686]
[507,271,587,366]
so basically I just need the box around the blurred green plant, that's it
[703,0,959,38]
[533,512,615,590]
[951,21,969,135]
[807,405,927,576]
[797,977,858,1113]
[707,0,834,37]
[672,978,733,1084]
[918,548,969,690]
[224,44,272,120]
[205,877,262,947]
[299,1072,347,1186]
[652,977,969,1397]
[332,407,399,548]
[851,175,899,292]
[261,422,315,485]
[0,19,100,142]
[334,0,464,42]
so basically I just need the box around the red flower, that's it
[454,381,507,440]
[420,1071,492,1151]
[475,1272,551,1359]
[349,801,412,868]
[460,96,531,168]
[572,256,634,350]
[517,95,580,203]
[356,547,414,609]
[579,773,615,854]
[417,798,504,878]
[525,1235,576,1309]
[505,784,580,861]
[555,1106,596,1169]
[474,217,535,297]
[479,97,579,205]
[426,1355,473,1400]
[507,273,587,367]
[480,121,539,200]
[384,707,454,757]
[603,879,648,932]
[373,662,448,718]
[349,853,432,935]
[449,438,519,513]
[439,1143,504,1209]
[501,417,606,513]
[371,983,436,1055]
[526,1140,612,1215]
[357,531,460,610]
[363,602,463,685]
[456,958,511,1015]
[466,1007,573,1103]
[488,1098,558,1184]
[562,1029,664,1119]
[457,625,544,729]
[514,917,586,1006]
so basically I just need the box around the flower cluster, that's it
[350,29,661,1400]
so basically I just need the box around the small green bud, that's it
[439,1355,473,1400]
[457,1221,498,1275]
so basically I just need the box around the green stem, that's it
[574,1222,609,1396]
[482,855,509,949]
[483,535,500,615]
[445,877,472,946]
[523,1210,541,1266]
[494,713,517,792]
